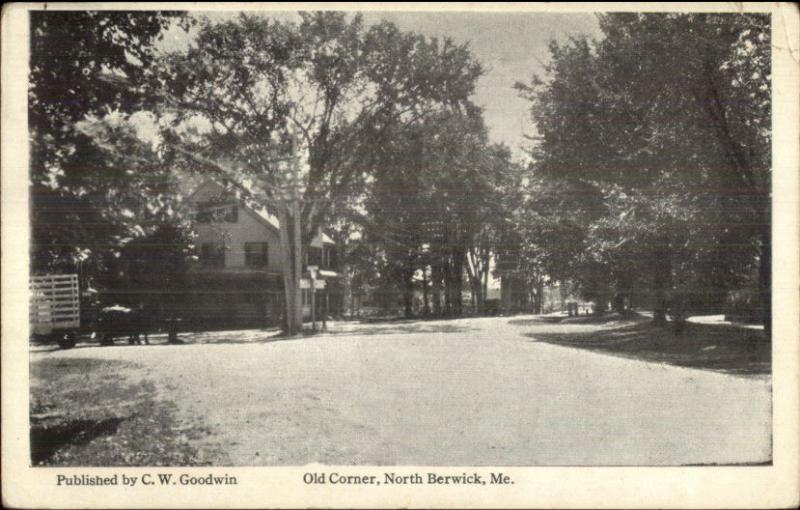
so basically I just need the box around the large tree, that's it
[360,106,520,318]
[29,11,191,277]
[152,12,483,332]
[517,13,771,330]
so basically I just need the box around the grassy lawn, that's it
[518,313,770,377]
[30,358,219,466]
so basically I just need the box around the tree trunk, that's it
[701,69,770,333]
[431,261,442,316]
[760,225,771,335]
[422,266,430,316]
[535,280,544,314]
[652,236,671,327]
[403,258,414,319]
[292,200,304,331]
[501,276,512,315]
[451,248,465,316]
[466,257,482,315]
[465,248,485,315]
[612,293,625,314]
[349,285,354,321]
[278,207,295,333]
[473,280,483,314]
[278,202,303,335]
[470,286,477,314]
[443,256,453,316]
[482,260,489,310]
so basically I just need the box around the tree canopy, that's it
[147,12,486,329]
[29,11,192,275]
[153,12,484,238]
[29,10,772,332]
[515,13,771,329]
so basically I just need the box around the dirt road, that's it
[31,315,772,465]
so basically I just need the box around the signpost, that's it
[308,266,318,332]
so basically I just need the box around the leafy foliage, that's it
[29,11,191,275]
[360,107,520,316]
[515,13,771,327]
[154,12,484,242]
[153,12,487,321]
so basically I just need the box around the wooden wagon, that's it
[29,274,80,348]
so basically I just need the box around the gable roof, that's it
[186,178,334,245]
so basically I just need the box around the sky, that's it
[154,10,601,160]
[355,11,601,158]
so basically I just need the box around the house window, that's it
[195,210,211,224]
[308,247,323,268]
[244,242,269,268]
[200,243,225,268]
[224,205,238,222]
[195,203,237,224]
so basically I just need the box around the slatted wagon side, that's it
[30,274,80,348]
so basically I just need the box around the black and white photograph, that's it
[2,3,799,509]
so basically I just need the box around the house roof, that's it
[187,178,334,245]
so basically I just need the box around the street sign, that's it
[300,278,325,290]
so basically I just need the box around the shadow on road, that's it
[31,321,479,351]
[523,320,770,377]
[510,312,644,327]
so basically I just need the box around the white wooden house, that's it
[184,179,340,326]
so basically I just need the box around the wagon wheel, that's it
[56,331,76,349]
[100,332,115,346]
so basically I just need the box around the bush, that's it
[724,287,763,324]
